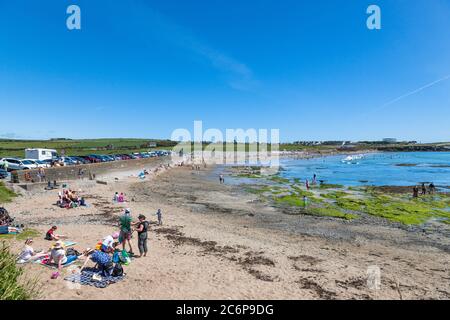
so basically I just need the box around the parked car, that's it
[113,155,125,161]
[54,157,77,166]
[86,155,103,163]
[0,169,8,179]
[102,155,116,162]
[22,159,50,168]
[127,154,139,159]
[119,154,132,160]
[70,156,90,165]
[0,158,38,171]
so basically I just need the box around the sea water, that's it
[279,152,450,189]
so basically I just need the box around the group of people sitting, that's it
[57,189,86,208]
[17,208,163,281]
[113,192,126,203]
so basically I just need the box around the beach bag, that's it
[112,263,123,277]
[66,248,81,256]
[121,250,131,265]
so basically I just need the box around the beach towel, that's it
[33,255,79,269]
[63,241,77,247]
[64,267,125,288]
[0,225,22,235]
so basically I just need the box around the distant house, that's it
[382,138,397,144]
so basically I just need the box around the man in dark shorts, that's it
[119,209,134,254]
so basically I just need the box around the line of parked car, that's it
[0,150,171,175]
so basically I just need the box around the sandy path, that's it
[3,165,450,300]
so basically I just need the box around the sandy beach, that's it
[2,163,450,300]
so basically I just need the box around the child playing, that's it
[45,226,66,241]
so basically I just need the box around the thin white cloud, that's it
[378,74,450,110]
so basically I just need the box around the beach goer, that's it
[81,248,114,277]
[156,209,162,226]
[45,226,66,241]
[48,241,78,274]
[113,192,119,203]
[119,209,134,254]
[421,183,427,195]
[37,167,45,182]
[303,196,308,208]
[78,168,85,180]
[101,232,120,253]
[305,179,310,190]
[413,186,419,198]
[118,193,125,203]
[219,174,224,184]
[17,238,47,264]
[429,183,436,194]
[312,174,317,185]
[133,214,149,258]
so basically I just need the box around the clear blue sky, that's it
[0,0,449,142]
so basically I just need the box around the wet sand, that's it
[3,165,450,300]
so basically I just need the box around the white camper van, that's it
[25,148,58,161]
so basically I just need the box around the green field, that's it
[0,138,177,158]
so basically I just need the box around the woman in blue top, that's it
[81,248,114,276]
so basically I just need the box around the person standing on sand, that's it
[305,179,310,190]
[312,174,317,185]
[133,214,149,258]
[219,174,224,184]
[37,167,45,182]
[156,209,162,226]
[119,209,134,255]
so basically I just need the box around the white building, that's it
[25,148,58,161]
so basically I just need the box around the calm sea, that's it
[279,152,450,189]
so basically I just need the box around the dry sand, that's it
[3,164,450,300]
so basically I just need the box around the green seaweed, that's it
[319,183,344,189]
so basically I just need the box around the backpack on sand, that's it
[112,263,124,277]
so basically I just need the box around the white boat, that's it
[341,154,364,163]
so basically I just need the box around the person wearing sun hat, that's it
[48,240,78,274]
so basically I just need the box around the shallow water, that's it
[279,152,450,189]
